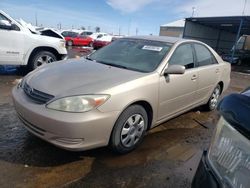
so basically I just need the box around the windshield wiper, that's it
[99,61,129,70]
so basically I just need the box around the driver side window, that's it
[0,14,9,22]
[169,43,195,69]
[0,13,20,31]
[0,14,11,30]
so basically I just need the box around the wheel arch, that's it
[26,46,60,66]
[108,100,154,150]
[113,100,154,132]
[218,81,224,93]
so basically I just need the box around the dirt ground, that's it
[0,47,249,188]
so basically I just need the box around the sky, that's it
[1,0,250,35]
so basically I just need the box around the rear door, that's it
[158,43,199,120]
[193,43,221,103]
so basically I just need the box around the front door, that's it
[0,13,25,65]
[158,43,198,120]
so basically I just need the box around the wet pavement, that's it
[0,47,250,188]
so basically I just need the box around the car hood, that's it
[25,59,146,97]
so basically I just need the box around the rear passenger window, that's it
[194,44,217,66]
[169,44,194,69]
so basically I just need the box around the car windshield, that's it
[62,31,78,37]
[89,38,172,72]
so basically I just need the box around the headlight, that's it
[46,95,109,112]
[208,117,250,188]
[60,40,66,48]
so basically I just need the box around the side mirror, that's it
[164,65,185,75]
[0,20,12,30]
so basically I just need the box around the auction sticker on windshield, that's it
[142,45,163,52]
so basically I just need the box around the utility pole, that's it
[136,27,138,35]
[35,12,38,26]
[128,19,131,36]
[242,0,247,15]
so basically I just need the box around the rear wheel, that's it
[205,84,221,111]
[28,51,57,71]
[88,41,93,47]
[67,40,73,46]
[110,105,148,154]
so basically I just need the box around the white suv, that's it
[0,11,67,71]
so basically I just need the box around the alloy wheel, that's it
[34,55,55,68]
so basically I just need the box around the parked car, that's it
[12,36,231,153]
[62,31,93,46]
[192,87,250,188]
[221,35,250,64]
[89,32,109,40]
[93,35,113,49]
[0,10,67,71]
[233,35,250,64]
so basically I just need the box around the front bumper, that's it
[60,54,68,60]
[192,151,221,188]
[12,86,120,151]
[93,41,110,49]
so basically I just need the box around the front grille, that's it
[23,82,54,104]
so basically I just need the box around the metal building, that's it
[183,16,250,57]
[159,19,185,37]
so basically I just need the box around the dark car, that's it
[192,87,250,188]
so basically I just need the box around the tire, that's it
[28,51,57,71]
[67,40,73,46]
[110,105,148,154]
[205,84,221,111]
[88,41,93,47]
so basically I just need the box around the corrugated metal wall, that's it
[183,21,236,55]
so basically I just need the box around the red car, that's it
[61,31,93,46]
[93,35,113,50]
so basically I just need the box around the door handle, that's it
[215,69,220,73]
[191,75,197,80]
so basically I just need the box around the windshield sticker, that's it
[142,45,163,52]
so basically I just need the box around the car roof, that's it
[124,35,189,44]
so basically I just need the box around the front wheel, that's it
[67,40,73,46]
[110,105,148,154]
[28,51,57,71]
[205,84,221,111]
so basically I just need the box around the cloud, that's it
[178,0,250,17]
[106,0,250,17]
[106,0,158,13]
